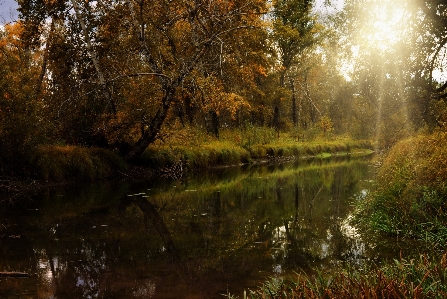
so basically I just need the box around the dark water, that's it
[0,156,409,298]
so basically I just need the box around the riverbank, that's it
[137,128,373,170]
[138,137,374,170]
[237,252,447,298]
[231,132,447,299]
[1,133,374,202]
[11,136,374,182]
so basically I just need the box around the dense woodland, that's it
[2,0,447,176]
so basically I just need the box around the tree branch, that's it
[108,73,172,84]
[429,36,447,92]
[70,0,116,114]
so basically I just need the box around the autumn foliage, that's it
[3,0,447,180]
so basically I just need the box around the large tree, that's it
[0,22,44,174]
[270,0,323,128]
[18,0,268,160]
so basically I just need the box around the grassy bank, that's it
[8,128,373,185]
[139,127,374,169]
[352,132,447,247]
[232,253,447,298]
[30,145,128,182]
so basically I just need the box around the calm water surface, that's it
[0,156,412,298]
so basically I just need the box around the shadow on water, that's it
[0,155,419,298]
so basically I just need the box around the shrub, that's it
[32,146,127,182]
[353,132,447,247]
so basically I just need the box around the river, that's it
[0,155,408,298]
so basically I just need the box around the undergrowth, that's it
[31,145,127,181]
[352,132,447,248]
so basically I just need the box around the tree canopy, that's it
[2,0,447,172]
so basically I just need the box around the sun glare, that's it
[359,3,406,52]
[339,1,410,81]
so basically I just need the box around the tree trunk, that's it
[124,86,176,161]
[35,18,54,101]
[290,78,297,126]
[70,0,116,115]
[273,104,280,132]
[210,110,220,139]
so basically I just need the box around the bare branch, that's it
[108,72,173,83]
[70,0,116,114]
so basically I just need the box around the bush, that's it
[31,146,127,182]
[353,132,447,247]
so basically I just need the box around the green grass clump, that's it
[248,138,373,159]
[231,253,447,298]
[32,145,127,182]
[140,141,250,169]
[142,127,374,169]
[352,132,447,247]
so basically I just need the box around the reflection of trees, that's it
[131,197,179,262]
[0,158,375,298]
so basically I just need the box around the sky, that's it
[0,0,18,23]
[314,0,344,14]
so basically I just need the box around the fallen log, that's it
[0,272,29,277]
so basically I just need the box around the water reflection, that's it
[0,156,396,298]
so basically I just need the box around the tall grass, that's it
[352,132,447,247]
[141,126,374,169]
[230,253,447,298]
[140,141,251,169]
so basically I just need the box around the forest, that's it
[2,0,446,176]
[3,0,447,297]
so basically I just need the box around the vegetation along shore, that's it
[2,0,447,297]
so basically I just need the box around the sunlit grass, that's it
[352,132,447,247]
[144,126,374,169]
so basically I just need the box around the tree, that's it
[18,0,269,160]
[270,0,324,128]
[0,22,43,174]
[336,0,447,141]
[415,1,447,100]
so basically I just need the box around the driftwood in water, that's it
[0,272,29,277]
